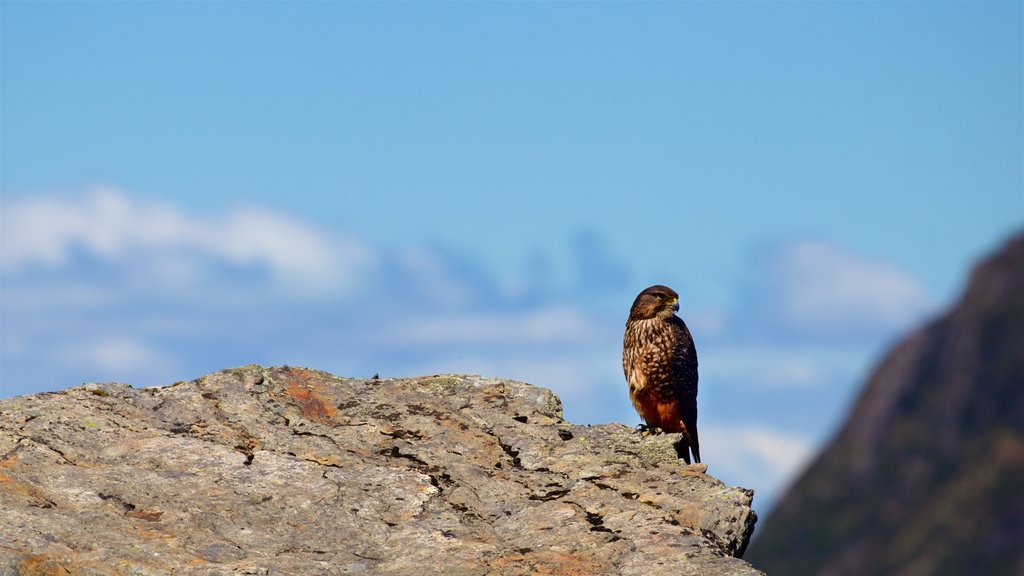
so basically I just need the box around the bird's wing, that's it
[671,317,700,462]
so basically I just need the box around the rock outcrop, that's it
[746,231,1024,575]
[1,366,761,575]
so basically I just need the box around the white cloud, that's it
[759,240,934,337]
[701,345,870,389]
[381,307,604,347]
[60,336,176,379]
[699,423,815,510]
[0,284,115,310]
[0,187,373,296]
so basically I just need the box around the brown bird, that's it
[622,284,700,463]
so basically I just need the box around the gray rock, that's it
[0,366,762,575]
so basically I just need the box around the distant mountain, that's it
[746,232,1024,576]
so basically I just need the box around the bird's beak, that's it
[671,298,680,312]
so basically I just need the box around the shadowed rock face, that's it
[746,232,1024,576]
[0,367,761,575]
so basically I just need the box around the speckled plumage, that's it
[622,285,700,463]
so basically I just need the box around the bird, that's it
[622,284,700,464]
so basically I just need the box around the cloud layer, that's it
[746,240,935,340]
[700,422,816,510]
[1,186,939,517]
[0,186,611,399]
[1,187,372,296]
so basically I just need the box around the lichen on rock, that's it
[0,365,762,575]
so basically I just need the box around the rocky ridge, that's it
[1,366,761,575]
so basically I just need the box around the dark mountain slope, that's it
[746,232,1024,576]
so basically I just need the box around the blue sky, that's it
[2,1,1021,517]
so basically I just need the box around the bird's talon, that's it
[637,425,666,437]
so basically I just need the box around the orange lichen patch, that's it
[0,476,36,497]
[131,525,162,540]
[671,463,708,477]
[283,369,337,424]
[128,508,164,522]
[288,450,346,467]
[19,553,168,576]
[0,473,55,508]
[14,554,74,576]
[490,550,607,575]
[0,454,18,482]
[672,502,704,530]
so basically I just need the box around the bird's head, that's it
[628,284,680,320]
